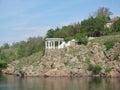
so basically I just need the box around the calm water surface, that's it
[0,75,120,90]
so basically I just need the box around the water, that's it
[0,75,120,90]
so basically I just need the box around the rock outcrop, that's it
[2,41,120,77]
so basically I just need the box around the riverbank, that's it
[2,69,120,78]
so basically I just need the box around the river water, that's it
[0,75,120,90]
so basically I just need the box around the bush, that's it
[0,60,7,71]
[104,40,115,50]
[105,68,112,73]
[75,33,88,45]
[85,58,91,64]
[88,64,102,75]
[64,61,68,66]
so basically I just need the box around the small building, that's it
[106,17,119,28]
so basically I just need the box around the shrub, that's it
[104,40,115,50]
[64,61,68,66]
[88,64,102,75]
[0,60,7,71]
[105,68,112,73]
[85,58,91,64]
[75,33,88,45]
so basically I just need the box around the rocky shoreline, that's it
[2,70,120,78]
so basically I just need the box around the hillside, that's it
[2,34,120,77]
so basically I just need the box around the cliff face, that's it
[2,40,120,77]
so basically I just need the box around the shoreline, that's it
[2,73,120,78]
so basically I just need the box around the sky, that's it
[0,0,120,46]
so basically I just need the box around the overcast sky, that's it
[0,0,120,46]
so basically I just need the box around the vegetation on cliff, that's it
[0,37,44,71]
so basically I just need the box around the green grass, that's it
[89,34,120,44]
[104,40,115,50]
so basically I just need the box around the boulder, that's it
[110,71,120,77]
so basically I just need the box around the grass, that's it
[15,51,43,71]
[104,40,115,50]
[89,34,120,44]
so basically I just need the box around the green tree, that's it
[112,18,120,32]
[46,29,55,38]
[94,7,112,20]
[80,17,99,37]
[74,33,88,45]
[1,43,10,49]
[0,60,7,72]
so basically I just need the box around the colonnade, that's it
[45,38,64,49]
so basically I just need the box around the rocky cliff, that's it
[2,36,120,77]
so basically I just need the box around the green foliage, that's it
[95,7,112,19]
[88,64,102,74]
[46,23,80,39]
[64,61,68,66]
[103,28,110,35]
[0,48,17,63]
[0,36,45,71]
[16,37,44,58]
[64,36,74,42]
[45,7,118,41]
[75,33,88,45]
[46,29,55,38]
[85,58,91,64]
[0,60,7,71]
[105,68,112,73]
[104,40,115,50]
[1,43,10,49]
[80,16,106,37]
[112,18,120,32]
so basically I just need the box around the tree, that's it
[74,33,88,45]
[0,60,7,72]
[80,17,99,37]
[46,29,55,38]
[112,18,120,32]
[94,7,112,20]
[1,43,9,49]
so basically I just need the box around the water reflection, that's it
[0,75,120,90]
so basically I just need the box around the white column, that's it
[49,41,51,48]
[50,41,51,48]
[45,41,47,48]
[48,41,50,48]
[58,41,60,48]
[51,41,53,48]
[53,41,55,48]
[50,41,52,48]
[61,41,63,48]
